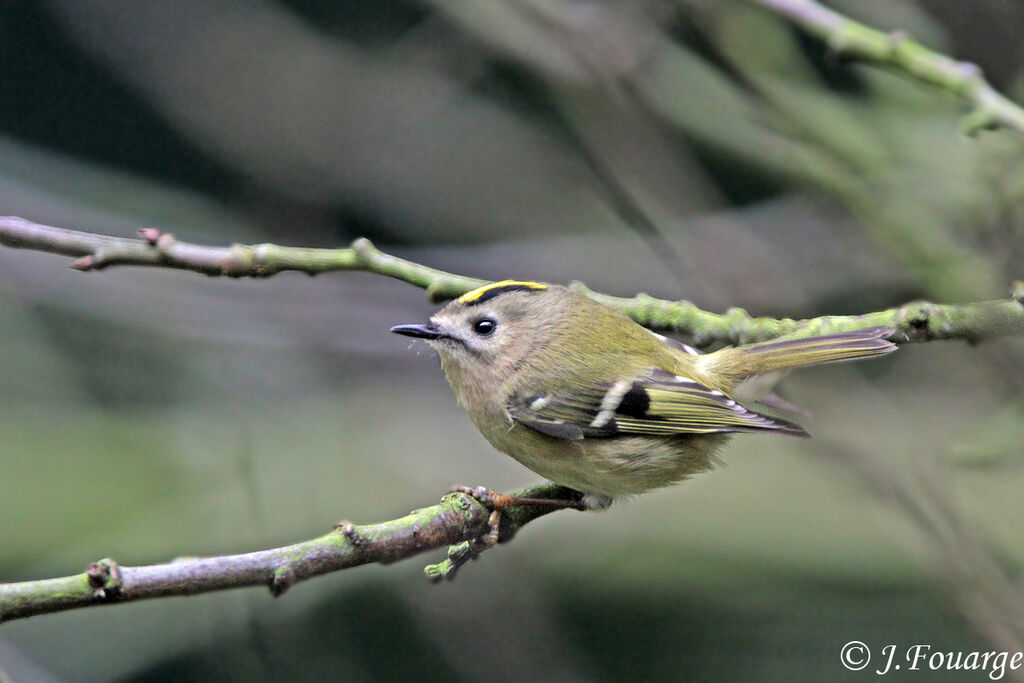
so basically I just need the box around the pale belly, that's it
[480,420,731,501]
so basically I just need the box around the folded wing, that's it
[507,369,807,441]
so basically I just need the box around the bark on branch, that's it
[0,484,579,623]
[3,215,1022,348]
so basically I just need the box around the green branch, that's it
[749,0,1024,135]
[0,484,578,623]
[579,284,1024,348]
[0,216,485,300]
[3,216,1022,348]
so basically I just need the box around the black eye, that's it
[472,318,497,336]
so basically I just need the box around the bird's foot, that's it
[448,485,586,548]
[449,485,587,515]
[424,485,585,582]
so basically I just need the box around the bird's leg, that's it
[450,485,587,515]
[449,485,586,546]
[425,485,586,582]
[449,485,584,548]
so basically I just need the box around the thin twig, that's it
[748,0,1024,135]
[3,216,1023,348]
[0,216,484,300]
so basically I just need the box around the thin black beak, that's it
[390,323,441,340]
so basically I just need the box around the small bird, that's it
[392,280,895,511]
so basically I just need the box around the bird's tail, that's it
[699,326,896,389]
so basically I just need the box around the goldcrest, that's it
[392,280,895,509]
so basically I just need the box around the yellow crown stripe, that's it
[458,280,548,303]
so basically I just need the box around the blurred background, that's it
[1,0,1023,680]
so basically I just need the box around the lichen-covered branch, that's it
[748,0,1024,135]
[0,216,486,301]
[577,283,1024,348]
[3,216,1022,348]
[0,484,578,623]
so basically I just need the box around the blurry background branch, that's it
[0,484,578,623]
[2,215,1022,347]
[749,0,1024,135]
[821,439,1024,673]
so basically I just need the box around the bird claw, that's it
[448,485,509,546]
[425,485,586,582]
[448,484,586,513]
